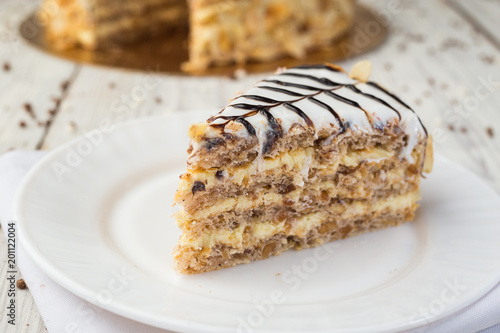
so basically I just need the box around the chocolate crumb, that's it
[3,62,10,72]
[23,103,35,118]
[427,78,435,86]
[448,124,455,132]
[109,82,116,89]
[48,109,55,115]
[460,126,467,133]
[60,80,70,92]
[17,279,27,289]
[155,97,162,104]
[397,43,406,52]
[383,63,392,71]
[486,127,494,138]
[215,170,224,179]
[19,121,27,128]
[52,97,61,108]
[192,181,206,195]
[440,83,448,91]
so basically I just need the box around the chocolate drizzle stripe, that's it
[260,108,283,154]
[216,111,258,120]
[235,117,256,136]
[345,85,402,120]
[367,81,428,135]
[325,90,362,108]
[279,72,341,87]
[263,79,320,91]
[231,103,265,110]
[283,103,314,128]
[238,95,281,104]
[307,97,345,133]
[258,86,304,97]
[367,81,413,111]
[324,90,374,129]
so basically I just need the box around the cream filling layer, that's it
[179,190,420,250]
[176,164,414,223]
[177,146,399,201]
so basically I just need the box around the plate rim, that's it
[14,113,500,333]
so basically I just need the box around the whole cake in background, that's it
[38,0,354,71]
[174,61,433,274]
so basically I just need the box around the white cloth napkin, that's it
[1,150,499,333]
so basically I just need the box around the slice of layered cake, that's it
[174,62,433,273]
[38,0,188,50]
[38,0,353,71]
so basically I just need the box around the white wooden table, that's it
[1,0,499,331]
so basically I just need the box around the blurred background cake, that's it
[38,0,354,71]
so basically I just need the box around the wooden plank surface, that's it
[0,0,78,154]
[448,0,500,49]
[1,0,500,332]
[41,65,258,148]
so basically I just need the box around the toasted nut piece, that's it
[349,60,372,82]
[339,224,354,238]
[423,135,434,173]
[262,241,277,259]
[188,122,208,140]
[319,221,337,234]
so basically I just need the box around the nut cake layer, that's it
[174,62,432,273]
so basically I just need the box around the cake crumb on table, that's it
[486,127,494,138]
[60,80,70,92]
[17,279,27,289]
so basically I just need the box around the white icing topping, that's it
[195,65,427,164]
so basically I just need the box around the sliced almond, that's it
[349,60,372,82]
[423,135,434,173]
